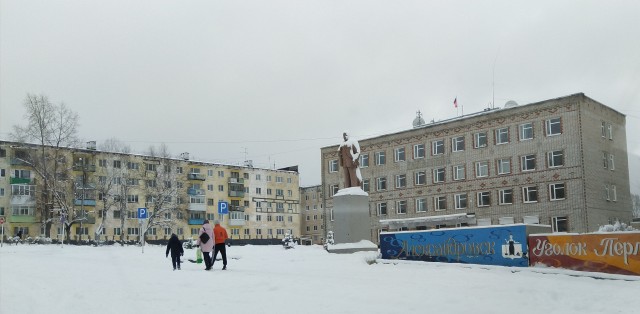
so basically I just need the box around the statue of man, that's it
[338,131,362,188]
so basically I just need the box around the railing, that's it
[74,199,97,206]
[10,158,30,166]
[72,164,96,172]
[8,215,37,223]
[187,188,205,195]
[228,218,245,227]
[229,205,245,212]
[228,178,244,184]
[188,219,205,225]
[188,203,206,212]
[187,173,206,180]
[10,195,36,205]
[10,177,32,184]
[228,190,245,198]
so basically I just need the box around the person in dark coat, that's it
[166,233,184,270]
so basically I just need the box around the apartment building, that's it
[321,93,632,243]
[299,185,324,244]
[0,141,300,242]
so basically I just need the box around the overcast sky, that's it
[1,0,639,191]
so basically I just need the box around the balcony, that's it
[9,215,37,223]
[228,178,244,184]
[10,158,31,166]
[187,188,205,196]
[74,182,97,190]
[188,219,205,225]
[228,218,245,227]
[187,173,205,181]
[188,203,206,212]
[74,199,97,206]
[78,215,96,224]
[10,177,33,184]
[11,195,36,205]
[228,190,245,198]
[72,164,96,172]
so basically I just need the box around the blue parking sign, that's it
[218,201,228,214]
[138,207,148,219]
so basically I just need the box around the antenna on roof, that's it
[492,47,501,109]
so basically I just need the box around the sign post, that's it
[0,217,5,247]
[60,214,66,248]
[138,208,147,253]
[218,201,229,215]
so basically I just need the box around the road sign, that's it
[138,207,148,219]
[0,217,5,224]
[218,201,229,214]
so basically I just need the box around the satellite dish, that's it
[504,100,518,108]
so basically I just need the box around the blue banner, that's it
[380,225,529,267]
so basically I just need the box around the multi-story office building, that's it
[299,185,324,244]
[321,93,632,243]
[0,141,300,242]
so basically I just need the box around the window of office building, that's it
[499,189,513,205]
[377,202,387,216]
[549,183,566,201]
[376,177,387,191]
[474,132,487,148]
[434,196,447,211]
[452,136,465,152]
[432,140,444,155]
[497,158,511,175]
[396,200,407,214]
[415,198,427,212]
[395,174,406,188]
[523,186,538,203]
[495,128,509,144]
[413,144,425,159]
[521,154,536,171]
[415,171,426,185]
[395,147,406,162]
[454,194,467,210]
[547,150,564,168]
[433,168,445,183]
[477,191,491,207]
[476,161,489,178]
[545,117,562,136]
[519,123,534,140]
[453,165,465,181]
[375,151,386,165]
[360,154,369,167]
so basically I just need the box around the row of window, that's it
[328,118,563,172]
[96,161,294,183]
[305,214,324,221]
[329,151,575,194]
[372,183,567,215]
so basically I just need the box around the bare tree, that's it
[10,94,80,237]
[140,154,187,243]
[100,138,131,154]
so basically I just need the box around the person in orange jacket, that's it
[211,220,229,270]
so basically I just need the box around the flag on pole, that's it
[453,97,458,108]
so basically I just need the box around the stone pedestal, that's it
[332,188,370,244]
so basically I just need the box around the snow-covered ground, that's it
[1,243,639,314]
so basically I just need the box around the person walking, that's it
[197,220,215,271]
[211,220,229,270]
[165,233,184,270]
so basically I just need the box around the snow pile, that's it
[597,220,637,232]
